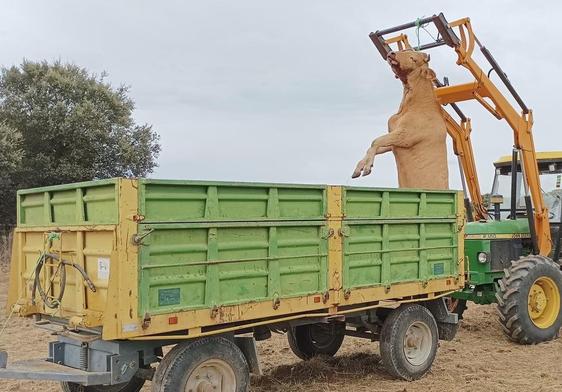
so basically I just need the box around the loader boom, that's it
[370,13,552,256]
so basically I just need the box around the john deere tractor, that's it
[453,152,562,343]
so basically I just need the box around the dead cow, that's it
[352,50,449,189]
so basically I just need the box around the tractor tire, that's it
[61,376,145,392]
[497,255,562,344]
[287,322,346,360]
[151,337,249,392]
[380,304,439,381]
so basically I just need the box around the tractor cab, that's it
[490,151,562,224]
[489,151,562,261]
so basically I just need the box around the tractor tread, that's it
[496,255,562,344]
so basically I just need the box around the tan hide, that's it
[352,50,449,190]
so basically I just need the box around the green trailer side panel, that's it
[17,179,119,226]
[138,222,328,315]
[343,220,458,289]
[137,180,330,315]
[342,187,459,290]
[343,188,457,219]
[139,180,327,222]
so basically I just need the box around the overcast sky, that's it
[1,1,558,191]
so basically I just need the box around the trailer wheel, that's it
[380,304,438,381]
[497,255,562,344]
[151,337,249,392]
[60,375,145,392]
[287,322,345,360]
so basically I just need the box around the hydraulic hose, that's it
[31,253,96,309]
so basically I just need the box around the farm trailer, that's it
[1,178,465,390]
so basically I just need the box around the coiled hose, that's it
[31,253,96,309]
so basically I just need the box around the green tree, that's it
[0,60,160,228]
[0,123,22,231]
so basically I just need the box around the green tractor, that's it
[452,152,562,343]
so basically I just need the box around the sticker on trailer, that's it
[97,257,110,280]
[159,288,181,306]
[433,262,445,275]
[122,323,139,333]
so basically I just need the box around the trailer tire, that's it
[497,255,562,344]
[151,337,249,392]
[60,376,145,392]
[287,322,345,360]
[380,304,438,381]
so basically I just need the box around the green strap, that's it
[415,17,423,50]
[46,232,61,242]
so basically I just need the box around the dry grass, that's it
[0,230,12,271]
[252,352,385,391]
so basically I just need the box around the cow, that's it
[352,50,449,190]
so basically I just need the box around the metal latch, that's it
[339,226,351,237]
[321,227,334,239]
[132,229,154,245]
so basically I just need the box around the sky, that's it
[0,1,559,191]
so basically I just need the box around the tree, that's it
[0,123,22,231]
[0,60,161,228]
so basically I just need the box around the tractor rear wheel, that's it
[497,255,562,344]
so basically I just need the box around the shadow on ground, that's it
[252,352,391,391]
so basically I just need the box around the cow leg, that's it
[352,132,404,178]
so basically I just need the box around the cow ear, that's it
[423,68,436,80]
[424,53,430,63]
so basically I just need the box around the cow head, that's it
[386,50,435,83]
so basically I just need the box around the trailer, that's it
[1,178,465,390]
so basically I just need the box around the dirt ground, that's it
[1,266,562,392]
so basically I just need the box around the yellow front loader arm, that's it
[369,13,552,256]
[441,112,487,220]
